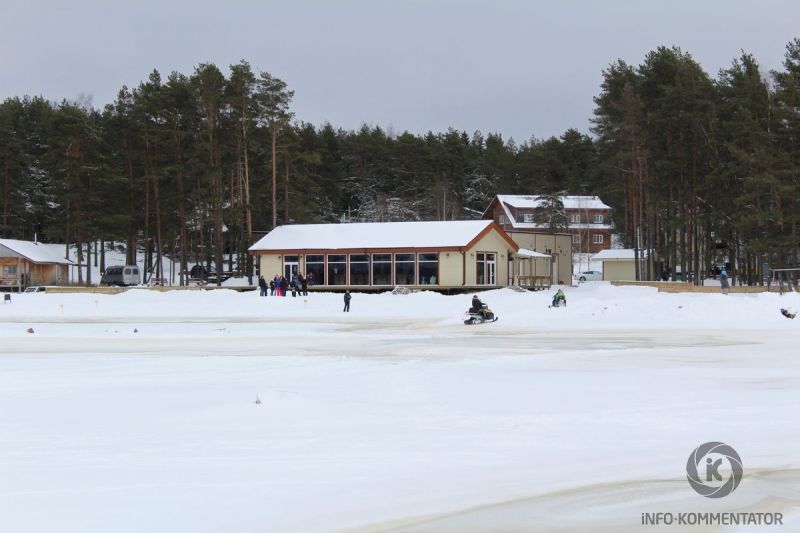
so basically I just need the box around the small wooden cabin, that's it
[0,239,73,291]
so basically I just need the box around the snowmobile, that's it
[549,289,567,308]
[463,303,497,325]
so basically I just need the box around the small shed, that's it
[0,239,73,290]
[592,249,646,281]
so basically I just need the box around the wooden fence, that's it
[610,280,794,294]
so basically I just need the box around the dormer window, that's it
[523,213,534,223]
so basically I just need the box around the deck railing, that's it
[515,275,552,290]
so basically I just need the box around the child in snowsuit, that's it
[552,289,566,307]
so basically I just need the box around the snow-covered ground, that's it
[1,284,799,532]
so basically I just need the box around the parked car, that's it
[575,270,602,282]
[24,286,46,293]
[101,265,140,286]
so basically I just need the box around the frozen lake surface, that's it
[1,285,799,532]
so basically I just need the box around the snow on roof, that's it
[249,220,501,251]
[517,248,551,258]
[498,195,612,210]
[592,249,647,261]
[0,238,74,264]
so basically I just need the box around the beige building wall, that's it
[463,230,514,286]
[437,251,464,286]
[258,255,283,279]
[507,232,572,284]
[602,260,636,281]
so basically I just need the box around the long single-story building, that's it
[249,220,552,290]
[0,238,74,290]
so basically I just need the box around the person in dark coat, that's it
[299,273,308,296]
[269,278,276,296]
[258,275,268,297]
[471,294,483,313]
[720,269,730,295]
[343,290,351,312]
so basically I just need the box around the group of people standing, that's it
[258,273,309,297]
[257,274,352,312]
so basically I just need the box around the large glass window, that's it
[372,254,392,285]
[394,253,415,285]
[418,253,438,285]
[327,254,346,285]
[349,254,369,285]
[306,255,324,286]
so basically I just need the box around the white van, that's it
[101,265,140,286]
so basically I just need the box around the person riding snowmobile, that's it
[552,289,566,307]
[471,294,484,314]
[465,294,495,324]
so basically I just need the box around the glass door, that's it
[486,254,496,285]
[284,255,299,280]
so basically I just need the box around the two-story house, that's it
[482,195,613,253]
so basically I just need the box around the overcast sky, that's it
[1,0,798,141]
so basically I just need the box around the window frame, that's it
[394,253,416,286]
[418,252,439,285]
[326,254,347,286]
[305,254,325,285]
[348,254,370,286]
[371,253,392,286]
